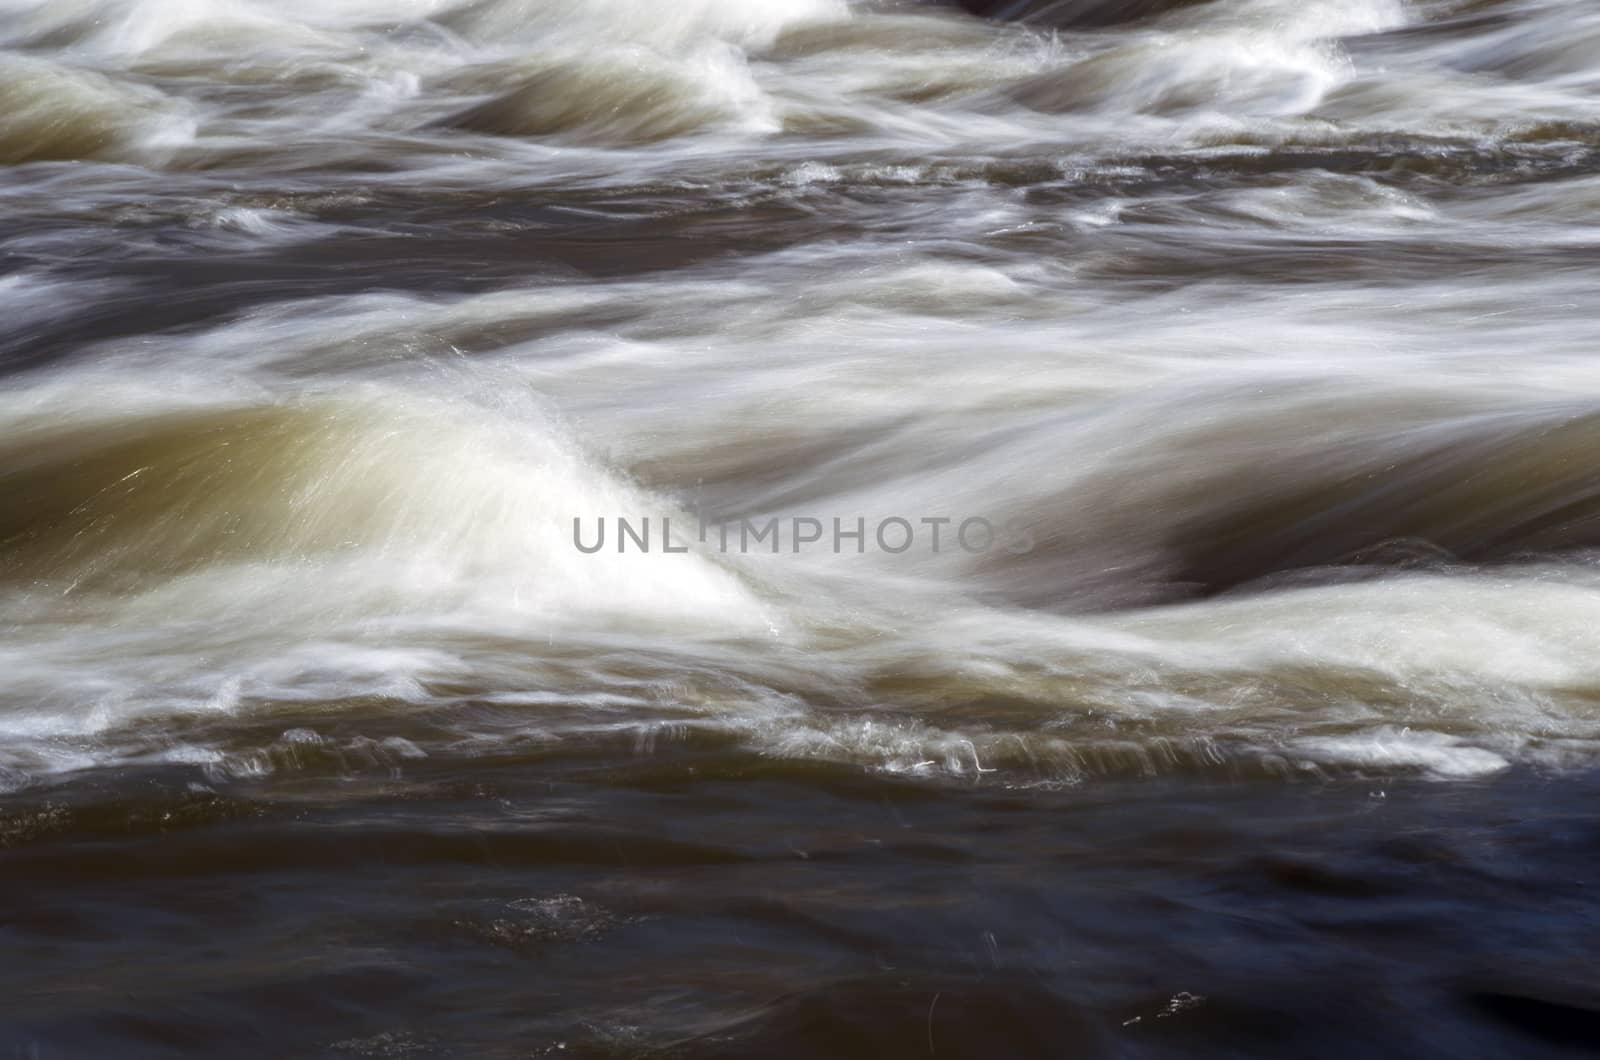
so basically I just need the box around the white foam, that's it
[4,0,1600,790]
[1292,730,1512,779]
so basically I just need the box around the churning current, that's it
[1,0,1599,1056]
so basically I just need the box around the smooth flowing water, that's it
[2,0,1599,1055]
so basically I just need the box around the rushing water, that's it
[2,0,1599,1055]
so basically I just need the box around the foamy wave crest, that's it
[0,0,845,57]
[435,0,847,53]
[0,378,768,629]
[0,54,191,163]
[1011,0,1406,119]
[439,44,777,144]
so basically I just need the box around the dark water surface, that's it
[6,749,1600,1059]
[3,0,1600,1054]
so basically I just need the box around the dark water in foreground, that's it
[5,748,1600,1058]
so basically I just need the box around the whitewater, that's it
[2,4,1600,1052]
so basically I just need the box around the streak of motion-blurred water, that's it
[1,0,1599,1055]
